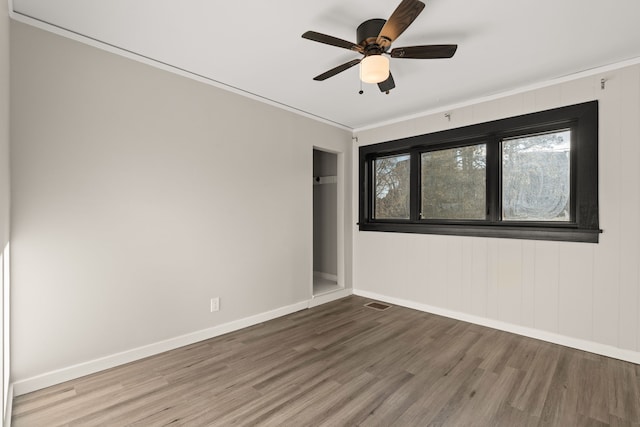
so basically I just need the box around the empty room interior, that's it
[2,0,640,425]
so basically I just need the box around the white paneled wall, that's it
[354,64,640,361]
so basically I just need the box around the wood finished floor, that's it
[12,296,640,426]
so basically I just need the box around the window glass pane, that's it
[421,144,486,220]
[502,130,571,221]
[374,154,410,219]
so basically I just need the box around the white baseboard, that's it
[309,288,352,308]
[12,299,313,396]
[353,289,640,365]
[313,271,338,282]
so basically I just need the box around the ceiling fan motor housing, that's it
[357,18,387,54]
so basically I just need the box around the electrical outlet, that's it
[210,297,220,312]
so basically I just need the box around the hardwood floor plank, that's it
[317,370,415,426]
[538,350,581,426]
[609,414,640,427]
[13,378,162,427]
[390,356,485,425]
[254,372,377,427]
[469,366,524,425]
[578,356,611,424]
[11,386,76,417]
[509,343,560,417]
[608,357,640,423]
[357,372,436,427]
[492,402,541,427]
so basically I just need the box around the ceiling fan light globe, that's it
[360,55,389,84]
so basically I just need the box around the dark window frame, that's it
[358,101,601,243]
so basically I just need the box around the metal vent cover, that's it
[364,301,392,311]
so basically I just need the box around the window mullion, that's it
[570,125,578,223]
[486,136,501,223]
[366,157,374,221]
[409,150,421,221]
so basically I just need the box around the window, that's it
[374,154,410,219]
[421,144,486,220]
[359,101,600,242]
[501,130,571,222]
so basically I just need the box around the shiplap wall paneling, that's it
[446,238,464,313]
[521,241,536,328]
[486,239,500,321]
[460,238,474,315]
[496,239,523,326]
[533,242,560,334]
[427,236,449,308]
[558,242,595,342]
[470,239,489,319]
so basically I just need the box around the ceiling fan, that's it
[302,0,457,94]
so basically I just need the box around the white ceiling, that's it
[11,0,640,130]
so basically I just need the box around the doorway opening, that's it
[313,149,341,296]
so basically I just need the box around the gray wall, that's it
[10,21,352,385]
[1,0,10,419]
[313,150,337,277]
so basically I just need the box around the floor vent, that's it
[364,301,392,311]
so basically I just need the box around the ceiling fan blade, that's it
[377,0,425,49]
[313,59,362,81]
[390,44,458,59]
[378,73,396,93]
[302,31,363,53]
